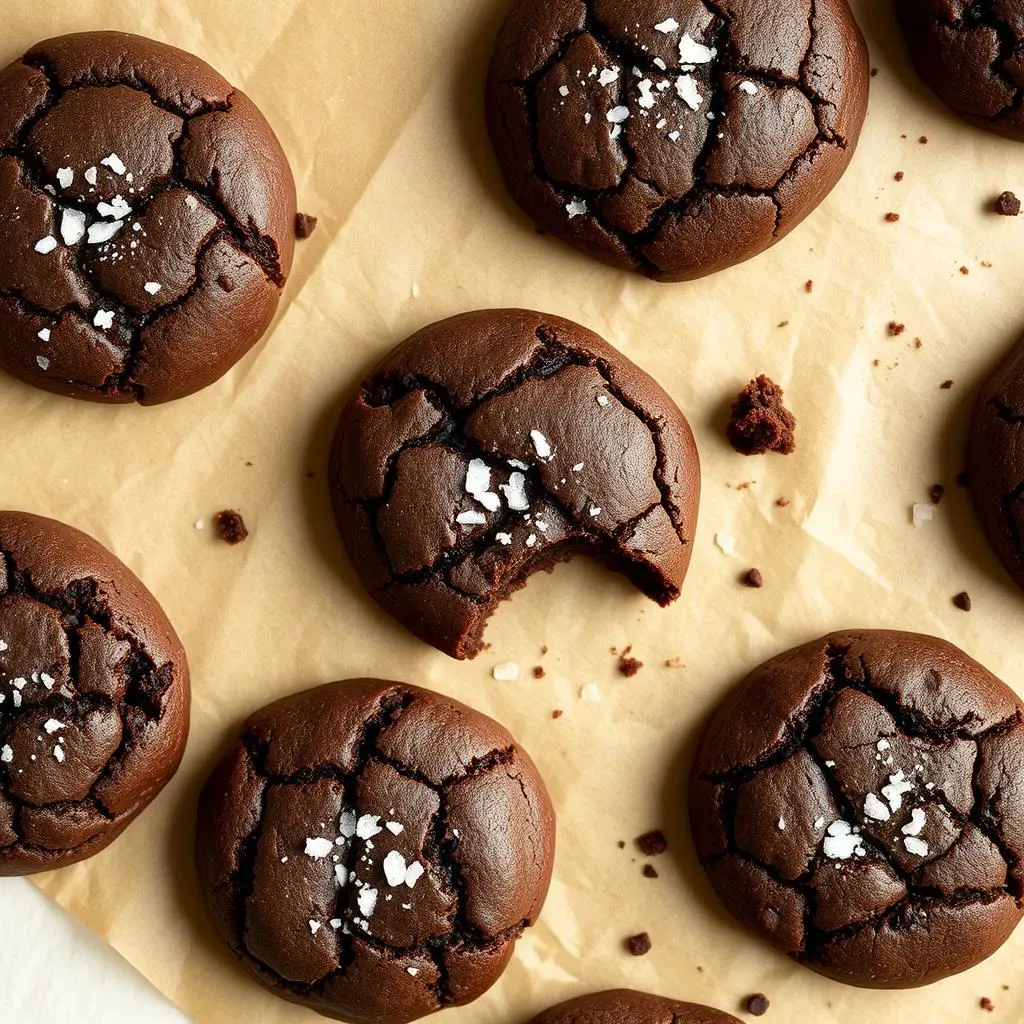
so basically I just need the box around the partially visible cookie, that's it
[328,309,701,660]
[969,338,1024,591]
[896,1,1024,140]
[196,679,555,1024]
[0,31,296,404]
[690,630,1024,988]
[486,0,869,280]
[528,990,741,1024]
[0,511,189,874]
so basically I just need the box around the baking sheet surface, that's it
[2,0,1023,1020]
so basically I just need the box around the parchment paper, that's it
[3,0,1024,1020]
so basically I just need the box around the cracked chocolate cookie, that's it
[968,335,1024,592]
[486,0,870,281]
[195,679,555,1024]
[896,1,1024,140]
[529,990,741,1024]
[690,630,1024,988]
[328,309,701,660]
[0,511,189,874]
[0,31,296,404]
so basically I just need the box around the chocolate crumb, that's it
[214,509,248,545]
[871,67,879,77]
[642,864,659,879]
[540,645,548,655]
[664,656,682,668]
[995,191,1020,217]
[636,830,668,856]
[619,650,643,677]
[941,380,954,389]
[914,338,923,350]
[960,266,970,275]
[727,375,797,456]
[884,212,900,223]
[888,322,906,337]
[776,497,791,508]
[617,840,626,849]
[747,994,770,1016]
[216,274,236,293]
[919,135,928,143]
[777,320,790,328]
[295,212,318,239]
[929,484,945,505]
[551,709,563,720]
[626,933,652,957]
[805,279,814,293]
[533,666,545,679]
[743,568,765,588]
[953,592,972,612]
[980,997,994,1012]
[895,171,905,181]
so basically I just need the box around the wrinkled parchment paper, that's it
[4,0,1024,1020]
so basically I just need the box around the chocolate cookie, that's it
[328,309,700,660]
[0,31,296,404]
[968,338,1024,592]
[0,511,189,874]
[690,630,1024,988]
[529,990,741,1024]
[896,1,1024,141]
[195,679,555,1024]
[486,1,869,281]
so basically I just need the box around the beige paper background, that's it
[2,0,1023,1019]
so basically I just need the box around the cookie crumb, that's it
[532,666,545,679]
[914,338,923,350]
[618,647,643,677]
[642,864,659,878]
[929,484,945,505]
[941,380,954,389]
[888,322,906,337]
[626,932,652,956]
[995,191,1020,216]
[743,568,765,588]
[214,510,248,545]
[960,266,970,275]
[746,994,770,1016]
[895,171,905,181]
[953,592,972,612]
[295,212,318,239]
[919,135,928,143]
[777,320,790,328]
[540,645,548,655]
[636,830,668,856]
[871,67,879,77]
[776,497,791,508]
[664,656,683,668]
[884,212,900,223]
[617,840,625,849]
[551,709,563,719]
[980,997,994,1012]
[727,375,797,456]
[804,279,813,293]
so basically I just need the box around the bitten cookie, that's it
[0,31,296,404]
[690,630,1024,988]
[0,511,189,874]
[969,337,1024,591]
[195,679,555,1024]
[896,1,1024,140]
[529,990,741,1024]
[486,1,869,280]
[329,309,700,660]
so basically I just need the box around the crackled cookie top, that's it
[0,511,189,875]
[0,31,296,404]
[969,336,1024,591]
[529,989,742,1024]
[329,309,701,660]
[486,0,869,280]
[690,630,1024,989]
[196,679,555,1024]
[897,0,1024,140]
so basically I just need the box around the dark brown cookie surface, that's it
[195,679,555,1024]
[0,511,189,874]
[690,630,1024,989]
[328,309,701,660]
[486,1,869,281]
[0,31,296,404]
[528,990,741,1024]
[896,1,1024,141]
[969,338,1024,591]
